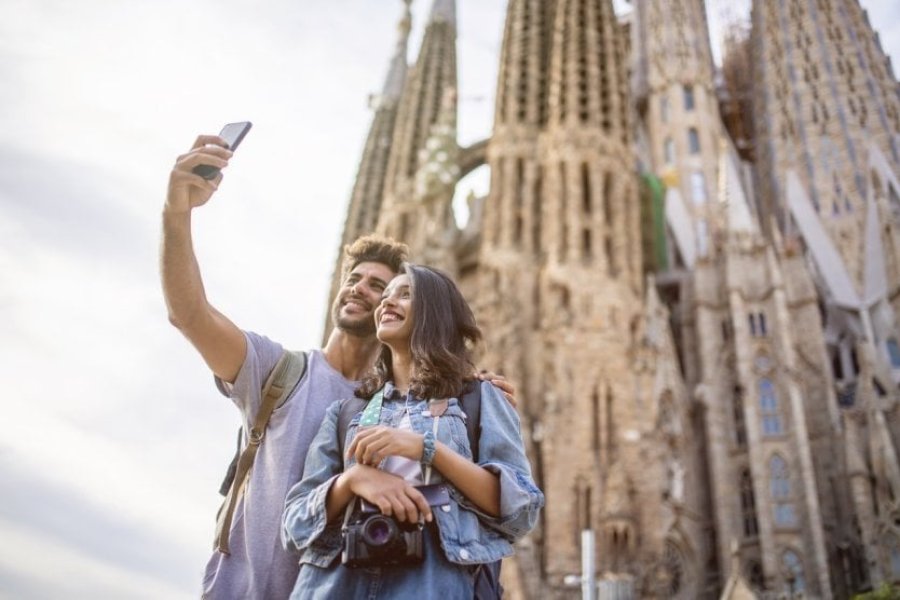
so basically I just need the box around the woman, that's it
[282,264,543,599]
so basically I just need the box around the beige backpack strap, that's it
[214,350,308,554]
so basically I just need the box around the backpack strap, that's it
[214,350,308,554]
[337,396,368,456]
[459,380,482,461]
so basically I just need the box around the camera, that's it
[342,509,424,568]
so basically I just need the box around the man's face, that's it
[332,261,396,337]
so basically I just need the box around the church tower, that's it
[633,0,723,267]
[376,0,459,267]
[469,0,556,592]
[751,0,900,378]
[323,1,412,335]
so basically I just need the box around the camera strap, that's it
[342,387,440,533]
[423,415,440,485]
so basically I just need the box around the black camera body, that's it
[342,511,424,568]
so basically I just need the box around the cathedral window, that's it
[661,542,685,596]
[582,163,592,214]
[782,550,806,594]
[769,454,791,498]
[888,535,900,578]
[733,385,747,447]
[664,137,675,165]
[683,85,695,111]
[747,561,764,590]
[533,165,543,253]
[690,171,707,205]
[559,162,568,259]
[749,312,767,336]
[759,379,784,436]
[740,469,759,537]
[688,128,701,154]
[888,183,900,225]
[771,455,797,528]
[696,219,709,257]
[887,338,900,369]
[661,96,670,123]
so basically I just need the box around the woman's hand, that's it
[347,426,424,465]
[342,464,432,523]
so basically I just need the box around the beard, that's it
[332,300,377,337]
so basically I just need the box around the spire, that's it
[493,0,556,128]
[751,0,900,285]
[380,0,413,101]
[322,0,414,339]
[382,0,458,201]
[428,0,456,27]
[547,0,629,141]
[717,137,757,235]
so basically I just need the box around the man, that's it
[161,135,511,599]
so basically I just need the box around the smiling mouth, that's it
[380,312,403,323]
[343,298,370,311]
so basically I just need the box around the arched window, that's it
[746,560,764,590]
[662,542,685,596]
[688,128,701,154]
[782,550,806,594]
[886,338,900,369]
[740,469,759,537]
[770,455,791,498]
[664,137,675,165]
[759,379,783,436]
[888,534,900,578]
[683,85,695,111]
[771,455,797,527]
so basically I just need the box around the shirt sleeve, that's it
[456,381,545,541]
[281,399,345,564]
[213,331,284,422]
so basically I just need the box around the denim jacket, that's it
[281,380,544,568]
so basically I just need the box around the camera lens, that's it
[362,516,397,547]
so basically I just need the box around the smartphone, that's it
[192,121,253,180]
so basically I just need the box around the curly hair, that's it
[356,264,482,401]
[341,235,408,279]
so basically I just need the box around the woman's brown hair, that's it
[356,264,482,400]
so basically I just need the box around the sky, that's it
[1,0,898,598]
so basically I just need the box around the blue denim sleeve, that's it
[281,399,344,564]
[458,381,544,541]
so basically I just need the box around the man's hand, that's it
[343,464,432,523]
[166,135,233,214]
[347,426,424,465]
[477,371,517,408]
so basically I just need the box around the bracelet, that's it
[421,431,436,466]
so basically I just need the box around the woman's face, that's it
[374,273,414,349]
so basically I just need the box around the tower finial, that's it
[381,0,414,100]
[428,0,456,27]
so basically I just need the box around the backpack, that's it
[336,380,503,599]
[215,350,308,554]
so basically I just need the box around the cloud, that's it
[0,143,148,266]
[0,461,198,595]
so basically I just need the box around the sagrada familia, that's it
[323,0,900,597]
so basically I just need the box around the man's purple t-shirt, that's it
[202,332,356,600]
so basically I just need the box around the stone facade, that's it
[327,0,900,597]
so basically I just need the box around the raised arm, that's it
[161,135,246,383]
